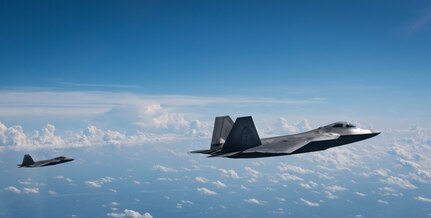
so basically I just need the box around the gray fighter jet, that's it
[190,116,380,158]
[18,154,74,168]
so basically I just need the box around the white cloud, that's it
[107,212,126,218]
[107,209,152,218]
[152,165,177,173]
[245,167,260,178]
[355,192,367,197]
[378,186,403,197]
[219,169,240,179]
[279,173,303,181]
[197,187,217,196]
[300,198,319,207]
[278,118,312,134]
[311,147,363,171]
[212,180,226,188]
[377,199,389,205]
[195,177,209,183]
[176,200,194,209]
[324,191,338,200]
[85,176,115,188]
[325,185,347,192]
[85,181,101,188]
[300,183,312,189]
[244,198,265,205]
[48,190,57,195]
[240,185,249,191]
[277,163,313,174]
[415,196,431,203]
[382,176,417,190]
[4,186,21,194]
[0,122,185,150]
[23,187,39,194]
[18,178,32,185]
[300,181,318,189]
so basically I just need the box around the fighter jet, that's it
[190,116,380,158]
[18,154,74,168]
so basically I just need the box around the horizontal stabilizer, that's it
[189,149,213,154]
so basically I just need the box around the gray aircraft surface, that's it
[190,116,380,158]
[18,154,74,168]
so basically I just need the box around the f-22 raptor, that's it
[191,116,380,158]
[18,154,74,168]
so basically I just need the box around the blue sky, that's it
[1,0,430,127]
[1,1,431,217]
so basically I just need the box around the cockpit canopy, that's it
[326,121,356,128]
[55,156,66,160]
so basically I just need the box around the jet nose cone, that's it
[370,131,380,137]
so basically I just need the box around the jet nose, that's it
[369,131,381,137]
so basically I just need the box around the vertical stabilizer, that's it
[211,116,234,147]
[21,154,35,166]
[222,116,262,152]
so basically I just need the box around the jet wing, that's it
[243,132,340,154]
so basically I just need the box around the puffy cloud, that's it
[219,169,240,179]
[85,176,115,188]
[125,210,153,218]
[153,165,177,173]
[300,181,318,189]
[107,209,152,218]
[324,191,338,200]
[377,199,389,205]
[325,185,347,192]
[278,163,313,174]
[381,176,417,190]
[278,118,312,134]
[85,181,101,188]
[244,198,265,205]
[197,187,217,196]
[244,167,260,178]
[135,104,189,130]
[300,198,319,207]
[279,173,303,181]
[212,180,226,188]
[4,186,21,194]
[378,186,403,197]
[0,124,27,147]
[240,185,249,191]
[195,177,209,183]
[176,200,194,209]
[48,190,58,195]
[311,147,363,171]
[23,187,39,194]
[355,192,367,197]
[0,120,206,151]
[107,212,126,218]
[414,196,431,203]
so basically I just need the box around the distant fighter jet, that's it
[18,154,74,168]
[190,116,380,158]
